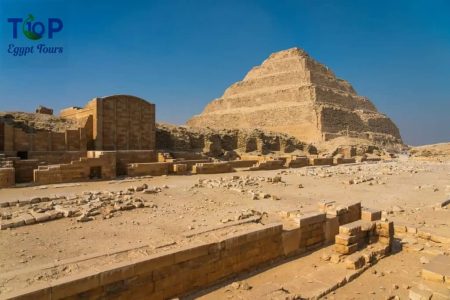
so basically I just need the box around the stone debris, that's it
[190,175,280,201]
[0,184,160,229]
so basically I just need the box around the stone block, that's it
[133,252,175,276]
[173,243,210,264]
[99,261,136,286]
[376,221,394,237]
[422,255,450,283]
[335,234,359,246]
[299,212,326,227]
[334,243,358,255]
[345,253,366,270]
[20,213,36,225]
[324,215,339,243]
[50,269,100,299]
[0,282,51,300]
[317,200,336,212]
[339,222,361,235]
[282,227,301,256]
[361,208,381,221]
[31,212,50,223]
[347,202,361,222]
[409,287,433,300]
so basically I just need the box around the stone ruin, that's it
[0,95,157,187]
[188,47,402,146]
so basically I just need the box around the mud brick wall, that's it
[116,150,157,176]
[33,151,116,185]
[192,162,234,174]
[127,162,171,176]
[0,168,15,188]
[5,224,283,300]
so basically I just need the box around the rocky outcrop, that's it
[156,123,317,158]
[187,47,402,147]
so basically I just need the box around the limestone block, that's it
[409,287,433,300]
[172,163,187,175]
[335,234,359,246]
[282,227,302,256]
[324,215,339,243]
[422,255,450,283]
[376,221,394,237]
[299,212,326,227]
[347,202,361,222]
[50,269,100,299]
[339,222,361,236]
[0,168,15,188]
[361,208,382,221]
[334,243,358,255]
[344,253,366,270]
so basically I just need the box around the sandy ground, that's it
[0,157,449,297]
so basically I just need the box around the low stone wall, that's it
[13,159,40,183]
[169,159,210,171]
[4,224,284,300]
[33,151,116,185]
[285,156,309,168]
[249,159,285,170]
[334,157,356,164]
[0,168,15,188]
[127,162,171,176]
[192,162,234,174]
[116,150,157,176]
[227,159,259,168]
[4,200,388,299]
[309,157,334,166]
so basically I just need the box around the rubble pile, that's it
[190,175,283,201]
[0,183,164,229]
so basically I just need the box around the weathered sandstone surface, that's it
[156,123,317,157]
[187,47,402,147]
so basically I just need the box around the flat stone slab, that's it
[422,255,450,283]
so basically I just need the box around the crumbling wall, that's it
[2,124,87,153]
[33,151,116,185]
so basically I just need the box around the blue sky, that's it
[0,0,449,145]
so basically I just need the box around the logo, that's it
[6,14,64,57]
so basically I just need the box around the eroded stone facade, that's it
[187,47,402,146]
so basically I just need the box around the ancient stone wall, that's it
[61,95,156,151]
[4,199,383,300]
[1,123,87,153]
[33,151,116,185]
[4,224,284,300]
[115,150,157,176]
[127,162,171,177]
[191,162,234,174]
[0,168,14,188]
